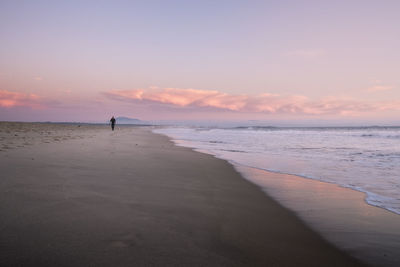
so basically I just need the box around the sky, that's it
[0,0,399,124]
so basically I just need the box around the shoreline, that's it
[234,165,400,267]
[154,125,400,218]
[1,123,364,266]
[158,130,400,266]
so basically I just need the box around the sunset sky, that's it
[1,1,399,124]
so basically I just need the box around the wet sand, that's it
[0,123,364,266]
[235,166,400,267]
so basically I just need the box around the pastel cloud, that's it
[376,101,400,111]
[367,85,394,92]
[0,90,43,108]
[104,88,400,116]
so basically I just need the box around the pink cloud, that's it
[105,88,247,110]
[367,85,394,92]
[376,101,400,111]
[104,87,400,116]
[0,90,44,108]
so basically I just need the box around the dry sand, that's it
[0,123,364,266]
[0,122,102,151]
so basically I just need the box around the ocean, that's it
[154,126,400,215]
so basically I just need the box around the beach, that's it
[0,122,363,266]
[155,125,400,266]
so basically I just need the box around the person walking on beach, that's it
[110,116,116,131]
